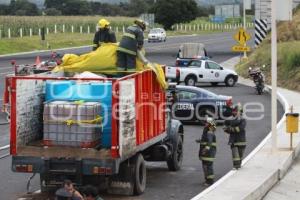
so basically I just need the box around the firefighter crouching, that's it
[224,103,246,169]
[93,18,117,51]
[117,19,146,72]
[196,117,217,186]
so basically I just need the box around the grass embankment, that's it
[0,33,124,55]
[0,29,230,55]
[0,15,252,55]
[236,8,300,92]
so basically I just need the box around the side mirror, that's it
[220,67,223,70]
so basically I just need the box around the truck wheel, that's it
[132,154,146,195]
[185,76,196,86]
[167,137,183,171]
[225,76,236,87]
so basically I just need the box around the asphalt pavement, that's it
[0,31,284,200]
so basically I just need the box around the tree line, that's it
[0,0,215,30]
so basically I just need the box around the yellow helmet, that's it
[98,18,110,29]
[134,19,146,31]
[206,117,217,131]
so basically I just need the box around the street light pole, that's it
[243,0,247,59]
[271,0,277,152]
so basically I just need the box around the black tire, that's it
[211,82,218,86]
[132,154,146,195]
[198,107,215,125]
[167,137,183,171]
[257,88,263,95]
[225,76,236,87]
[185,76,196,86]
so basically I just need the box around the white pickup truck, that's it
[166,59,238,87]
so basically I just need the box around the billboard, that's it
[215,4,241,18]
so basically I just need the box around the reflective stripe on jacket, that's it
[199,127,217,162]
[225,118,247,147]
[117,25,144,56]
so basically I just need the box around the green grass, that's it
[0,33,124,55]
[0,16,135,38]
[235,7,300,92]
[236,41,300,91]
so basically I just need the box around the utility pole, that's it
[271,0,277,152]
[243,0,247,59]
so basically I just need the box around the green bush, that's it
[285,51,300,70]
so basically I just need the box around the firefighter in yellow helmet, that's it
[116,19,146,72]
[93,18,116,51]
[196,117,217,186]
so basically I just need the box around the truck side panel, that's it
[10,78,44,155]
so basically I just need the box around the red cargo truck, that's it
[3,70,184,195]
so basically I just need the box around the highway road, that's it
[0,31,284,200]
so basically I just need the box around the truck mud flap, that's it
[107,161,134,195]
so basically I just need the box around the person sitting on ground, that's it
[55,180,84,200]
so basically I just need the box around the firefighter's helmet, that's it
[134,19,147,31]
[98,18,110,29]
[206,117,216,131]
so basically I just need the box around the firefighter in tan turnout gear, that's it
[224,103,247,169]
[117,19,146,72]
[196,117,217,186]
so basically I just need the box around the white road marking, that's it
[0,145,9,150]
[0,71,14,75]
[146,37,234,52]
[0,67,14,70]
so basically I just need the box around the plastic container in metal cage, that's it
[43,101,102,148]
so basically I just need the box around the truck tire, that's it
[167,137,183,171]
[132,154,146,195]
[185,76,196,86]
[225,75,236,87]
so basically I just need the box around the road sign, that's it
[234,28,251,45]
[232,45,251,52]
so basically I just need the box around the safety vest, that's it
[117,25,144,56]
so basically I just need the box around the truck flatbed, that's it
[17,141,111,159]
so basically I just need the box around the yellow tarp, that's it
[53,43,168,90]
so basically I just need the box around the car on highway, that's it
[166,58,238,87]
[148,28,167,42]
[170,85,232,123]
